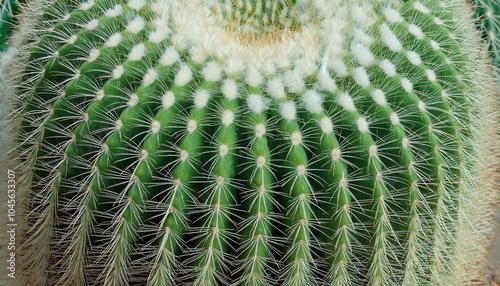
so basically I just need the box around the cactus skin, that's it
[1,0,498,285]
[0,0,19,52]
[474,0,500,79]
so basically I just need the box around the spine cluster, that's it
[0,0,498,285]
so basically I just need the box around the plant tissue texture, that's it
[0,0,498,285]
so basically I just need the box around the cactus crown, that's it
[0,0,498,286]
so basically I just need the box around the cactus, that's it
[0,0,19,51]
[474,0,500,79]
[1,0,498,285]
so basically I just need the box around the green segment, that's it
[189,91,239,286]
[236,107,276,286]
[19,2,155,284]
[17,2,129,284]
[475,0,500,69]
[269,96,319,286]
[305,99,354,286]
[0,0,19,51]
[143,67,194,286]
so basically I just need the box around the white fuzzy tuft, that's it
[320,117,333,134]
[371,89,387,106]
[219,144,229,156]
[128,44,147,61]
[402,137,410,148]
[225,58,245,76]
[193,89,210,109]
[383,7,404,23]
[302,90,323,114]
[441,90,449,99]
[246,66,264,87]
[296,165,306,175]
[151,120,161,134]
[149,29,170,44]
[295,58,317,77]
[88,49,100,62]
[127,16,145,34]
[105,33,122,47]
[330,59,349,77]
[430,40,440,50]
[379,59,396,77]
[162,91,175,108]
[255,123,266,138]
[296,165,306,176]
[105,4,122,17]
[407,51,422,66]
[263,60,277,76]
[142,68,158,87]
[418,100,426,112]
[202,62,222,82]
[408,24,425,40]
[128,93,139,107]
[353,28,374,46]
[80,0,94,11]
[426,69,437,82]
[221,110,234,126]
[115,119,123,130]
[267,77,286,99]
[67,35,77,45]
[247,94,268,114]
[336,92,356,112]
[180,150,188,161]
[445,57,452,65]
[369,144,378,156]
[221,79,238,99]
[284,69,305,93]
[174,65,193,86]
[112,65,124,79]
[317,70,337,92]
[291,131,302,146]
[280,101,296,121]
[95,89,105,101]
[128,0,146,11]
[434,17,444,26]
[256,156,266,168]
[187,120,197,133]
[357,117,369,133]
[151,1,169,15]
[160,46,179,66]
[414,2,431,14]
[351,43,375,67]
[390,112,400,125]
[401,78,413,92]
[331,148,341,160]
[380,23,402,52]
[352,67,370,88]
[85,19,99,30]
[350,4,375,28]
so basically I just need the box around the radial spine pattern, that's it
[1,0,498,285]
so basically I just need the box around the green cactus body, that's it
[0,0,19,51]
[1,0,498,285]
[474,0,500,77]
